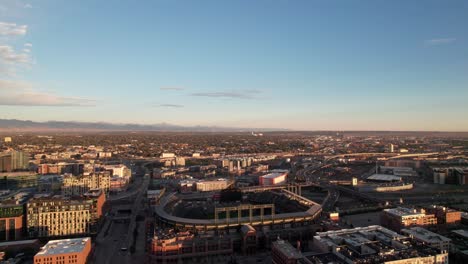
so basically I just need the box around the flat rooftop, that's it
[272,239,302,259]
[452,229,468,239]
[35,237,90,256]
[261,171,287,179]
[384,207,426,218]
[401,227,451,243]
[367,174,401,182]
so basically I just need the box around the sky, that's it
[0,0,467,131]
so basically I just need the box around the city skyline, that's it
[1,0,468,131]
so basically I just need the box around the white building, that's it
[259,170,288,186]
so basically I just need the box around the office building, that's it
[27,191,104,238]
[34,237,91,264]
[313,225,448,264]
[401,227,452,252]
[381,207,437,232]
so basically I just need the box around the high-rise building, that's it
[34,237,91,264]
[0,151,29,172]
[27,191,105,238]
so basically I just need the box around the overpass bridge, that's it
[324,152,441,161]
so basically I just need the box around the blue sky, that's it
[0,0,467,130]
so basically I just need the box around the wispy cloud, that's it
[160,87,185,91]
[0,79,96,106]
[0,22,27,36]
[24,4,32,9]
[156,103,184,108]
[0,45,32,75]
[190,90,262,99]
[425,38,456,45]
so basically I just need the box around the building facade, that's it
[195,179,229,192]
[27,191,104,238]
[148,229,233,263]
[62,172,111,196]
[424,205,461,224]
[0,204,24,241]
[381,207,438,232]
[0,151,29,172]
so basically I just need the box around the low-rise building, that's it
[313,225,448,264]
[195,179,229,192]
[259,170,288,186]
[148,229,233,263]
[0,172,38,190]
[424,205,461,224]
[401,227,452,252]
[381,207,437,232]
[34,237,91,264]
[271,239,303,264]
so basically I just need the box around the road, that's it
[93,222,129,264]
[92,168,150,264]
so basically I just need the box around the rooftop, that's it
[367,174,401,182]
[36,237,90,256]
[261,171,288,179]
[401,227,451,243]
[314,225,444,263]
[451,229,468,239]
[384,207,426,218]
[272,239,303,259]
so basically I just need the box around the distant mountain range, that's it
[0,119,276,132]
